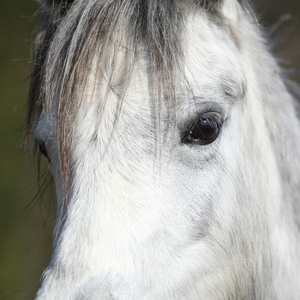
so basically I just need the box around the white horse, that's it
[26,0,300,298]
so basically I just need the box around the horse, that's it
[26,0,300,298]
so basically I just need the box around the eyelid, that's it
[33,116,54,143]
[177,102,224,130]
[178,110,224,134]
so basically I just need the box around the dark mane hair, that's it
[25,0,249,194]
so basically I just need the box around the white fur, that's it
[34,2,300,299]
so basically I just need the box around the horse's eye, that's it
[183,117,221,145]
[38,142,50,162]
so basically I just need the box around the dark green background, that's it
[1,1,299,299]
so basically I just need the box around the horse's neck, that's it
[268,82,300,298]
[252,37,300,299]
[215,14,300,297]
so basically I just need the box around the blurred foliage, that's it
[0,1,299,299]
[0,1,55,299]
[253,0,300,81]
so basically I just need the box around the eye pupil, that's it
[186,117,220,145]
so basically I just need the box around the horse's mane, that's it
[25,0,250,192]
